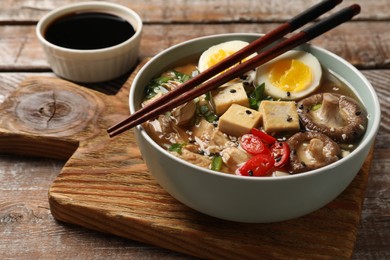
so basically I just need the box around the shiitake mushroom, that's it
[297,93,367,143]
[287,131,341,174]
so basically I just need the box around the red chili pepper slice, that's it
[270,141,290,168]
[240,134,267,155]
[250,128,277,144]
[238,153,275,177]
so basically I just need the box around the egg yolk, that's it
[268,59,312,92]
[207,49,235,68]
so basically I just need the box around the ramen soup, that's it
[142,40,368,177]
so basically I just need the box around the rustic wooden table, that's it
[0,0,389,259]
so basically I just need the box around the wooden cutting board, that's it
[0,60,373,259]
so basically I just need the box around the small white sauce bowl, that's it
[36,1,142,83]
[130,33,381,223]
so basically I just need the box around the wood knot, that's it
[2,80,104,137]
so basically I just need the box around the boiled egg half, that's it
[255,50,322,100]
[198,40,255,73]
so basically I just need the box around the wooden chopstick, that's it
[107,0,342,137]
[108,2,360,138]
[108,0,342,134]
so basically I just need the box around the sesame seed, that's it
[246,110,252,115]
[355,111,361,116]
[286,91,291,97]
[230,89,237,93]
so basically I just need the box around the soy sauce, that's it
[44,12,135,50]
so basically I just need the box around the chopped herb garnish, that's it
[249,83,265,110]
[145,85,168,99]
[211,156,223,171]
[199,105,209,114]
[205,113,218,123]
[204,92,211,101]
[173,70,191,82]
[197,104,218,123]
[168,143,184,154]
[155,76,172,84]
[312,104,322,111]
[145,70,192,100]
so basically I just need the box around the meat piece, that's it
[192,118,215,142]
[143,114,188,146]
[171,100,196,126]
[221,147,251,170]
[176,148,211,168]
[191,118,232,155]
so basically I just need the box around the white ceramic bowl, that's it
[36,2,142,83]
[130,33,381,223]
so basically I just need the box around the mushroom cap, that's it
[298,93,367,143]
[287,131,341,174]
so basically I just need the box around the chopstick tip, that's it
[351,4,361,15]
[107,130,115,138]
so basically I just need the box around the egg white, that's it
[198,40,254,72]
[255,50,322,100]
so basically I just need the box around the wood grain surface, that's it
[1,22,389,71]
[0,67,375,259]
[0,0,389,259]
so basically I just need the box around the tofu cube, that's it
[219,104,261,137]
[259,100,300,133]
[211,83,249,115]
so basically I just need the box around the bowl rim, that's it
[36,1,143,54]
[130,32,381,182]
